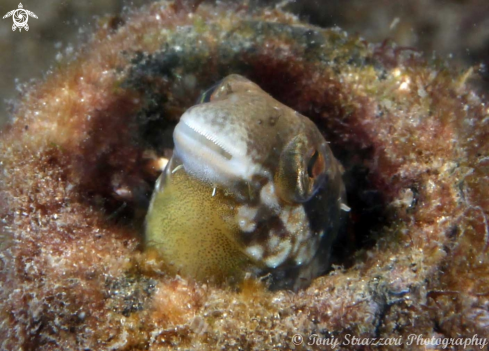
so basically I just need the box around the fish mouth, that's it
[172,117,255,185]
[173,121,233,161]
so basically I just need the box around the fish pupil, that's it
[307,150,319,178]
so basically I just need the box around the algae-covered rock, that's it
[0,1,488,350]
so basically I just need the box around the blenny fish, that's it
[145,74,347,290]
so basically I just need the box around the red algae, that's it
[0,1,488,350]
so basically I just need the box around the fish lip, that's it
[172,107,264,186]
[173,119,233,161]
[172,119,249,185]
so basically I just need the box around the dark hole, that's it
[83,56,391,284]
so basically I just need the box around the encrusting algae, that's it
[0,1,488,350]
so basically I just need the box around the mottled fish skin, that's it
[145,74,347,290]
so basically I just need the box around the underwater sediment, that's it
[0,1,488,350]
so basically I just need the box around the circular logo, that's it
[13,9,28,27]
[292,334,304,346]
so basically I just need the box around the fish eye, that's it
[198,80,221,104]
[198,80,235,104]
[307,150,319,178]
[307,149,326,180]
[275,134,324,203]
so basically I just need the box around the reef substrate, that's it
[1,1,488,350]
